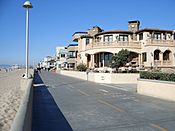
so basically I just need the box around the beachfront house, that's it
[72,20,175,70]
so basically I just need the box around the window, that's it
[163,33,166,40]
[154,33,161,40]
[86,38,90,45]
[104,35,113,42]
[61,54,65,57]
[139,33,143,40]
[154,50,160,60]
[163,50,171,60]
[142,52,147,62]
[68,51,76,58]
[119,35,128,42]
[95,37,100,42]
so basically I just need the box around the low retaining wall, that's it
[59,70,139,84]
[10,77,33,131]
[137,79,175,101]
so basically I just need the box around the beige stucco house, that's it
[72,21,175,69]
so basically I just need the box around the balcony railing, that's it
[154,60,161,66]
[163,60,172,65]
[67,57,77,64]
[86,41,141,49]
[154,60,172,66]
[146,39,175,46]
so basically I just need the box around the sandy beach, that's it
[0,69,27,131]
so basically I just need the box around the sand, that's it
[0,69,26,131]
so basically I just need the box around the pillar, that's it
[160,52,163,65]
[139,53,141,67]
[103,52,105,68]
[91,54,94,68]
[99,53,101,67]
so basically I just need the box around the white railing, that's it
[154,60,172,66]
[146,39,175,46]
[154,60,161,66]
[163,60,172,65]
[86,41,141,49]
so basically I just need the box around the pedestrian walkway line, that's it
[98,99,124,112]
[100,84,128,91]
[66,87,73,92]
[68,84,75,89]
[150,123,167,131]
[77,89,90,96]
[99,89,109,93]
[33,83,45,87]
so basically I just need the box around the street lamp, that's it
[23,1,33,78]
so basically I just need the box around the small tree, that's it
[76,63,87,71]
[111,49,130,68]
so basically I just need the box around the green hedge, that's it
[140,71,175,82]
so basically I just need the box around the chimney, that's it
[128,20,140,32]
[88,26,103,36]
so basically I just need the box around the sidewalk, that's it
[32,73,73,131]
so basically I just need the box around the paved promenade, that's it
[32,71,175,131]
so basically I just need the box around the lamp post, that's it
[23,1,33,78]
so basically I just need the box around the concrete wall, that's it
[137,79,175,101]
[10,77,33,131]
[59,70,139,84]
[111,73,139,84]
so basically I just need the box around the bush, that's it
[111,49,130,68]
[76,63,87,71]
[140,71,175,82]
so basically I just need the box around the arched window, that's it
[163,50,171,60]
[154,50,161,60]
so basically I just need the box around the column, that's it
[92,54,94,68]
[103,52,105,68]
[91,54,94,68]
[99,53,101,67]
[140,53,143,67]
[138,53,141,67]
[160,52,163,65]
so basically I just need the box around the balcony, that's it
[154,60,161,66]
[146,39,175,46]
[72,32,88,42]
[86,41,141,49]
[154,60,172,66]
[67,57,77,64]
[163,60,172,65]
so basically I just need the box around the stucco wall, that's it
[59,70,139,84]
[137,79,175,101]
[111,73,139,84]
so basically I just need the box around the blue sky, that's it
[0,0,175,65]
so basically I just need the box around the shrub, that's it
[76,63,87,71]
[140,71,175,82]
[111,49,130,68]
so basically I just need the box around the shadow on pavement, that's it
[32,72,73,131]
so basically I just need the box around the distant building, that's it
[56,46,68,70]
[71,21,175,69]
[67,44,78,69]
[41,56,56,70]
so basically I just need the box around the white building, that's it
[40,56,56,70]
[56,46,68,70]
